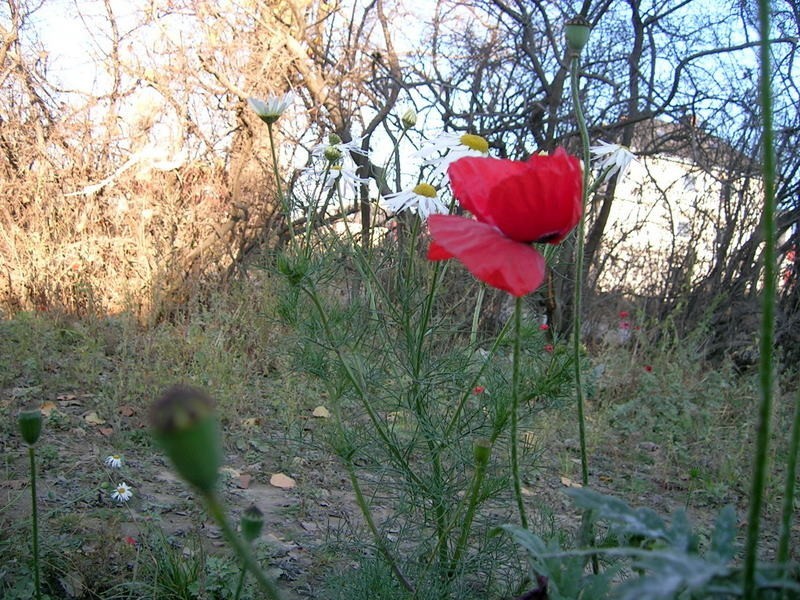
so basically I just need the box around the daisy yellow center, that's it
[459,134,489,153]
[412,183,437,198]
[117,486,126,493]
[112,455,121,460]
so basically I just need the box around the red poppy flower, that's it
[427,148,582,297]
[539,324,549,331]
[620,321,631,330]
[643,365,653,373]
[473,385,486,395]
[544,344,554,353]
[618,310,630,318]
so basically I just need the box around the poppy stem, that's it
[510,296,528,529]
[29,445,41,600]
[569,55,590,491]
[570,51,599,575]
[743,0,777,596]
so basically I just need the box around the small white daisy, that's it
[111,482,133,503]
[312,133,370,163]
[248,93,293,125]
[104,455,123,469]
[383,183,448,220]
[323,163,370,195]
[416,132,490,181]
[590,140,637,183]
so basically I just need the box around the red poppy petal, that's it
[427,241,454,260]
[448,148,582,244]
[427,215,546,297]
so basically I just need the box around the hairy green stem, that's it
[233,563,246,600]
[778,387,800,588]
[203,492,283,600]
[570,50,599,576]
[743,0,777,596]
[29,446,41,600]
[510,296,528,529]
[267,121,294,244]
[569,54,590,489]
[449,450,489,575]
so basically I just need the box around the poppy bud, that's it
[150,385,222,494]
[473,438,492,467]
[18,409,43,445]
[401,108,417,130]
[565,16,591,54]
[241,505,264,542]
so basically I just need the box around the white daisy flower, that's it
[104,455,123,469]
[248,93,293,125]
[111,482,133,503]
[383,183,448,220]
[312,133,370,163]
[416,132,490,181]
[590,140,637,182]
[323,163,370,195]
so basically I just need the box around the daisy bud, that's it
[323,145,343,163]
[565,15,591,54]
[240,505,265,543]
[327,133,343,145]
[277,253,309,286]
[18,409,43,445]
[473,438,492,467]
[150,385,222,494]
[401,108,417,130]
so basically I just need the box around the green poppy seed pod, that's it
[18,409,42,445]
[401,108,417,130]
[240,504,264,543]
[473,438,492,468]
[565,16,591,54]
[150,385,222,494]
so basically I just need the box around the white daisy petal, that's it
[416,132,490,181]
[104,455,123,469]
[590,140,637,182]
[382,183,448,220]
[111,482,133,503]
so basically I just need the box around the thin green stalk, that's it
[777,387,800,585]
[267,121,294,244]
[328,382,415,593]
[449,448,490,574]
[469,285,486,348]
[510,296,528,529]
[743,0,777,596]
[345,455,415,592]
[203,492,283,600]
[569,54,590,489]
[233,563,246,600]
[301,285,427,490]
[570,49,600,576]
[29,446,41,600]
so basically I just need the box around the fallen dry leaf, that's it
[560,476,583,488]
[40,401,57,416]
[83,411,105,426]
[242,417,261,428]
[238,473,252,489]
[270,473,296,489]
[312,406,330,418]
[99,427,114,437]
[118,405,136,417]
